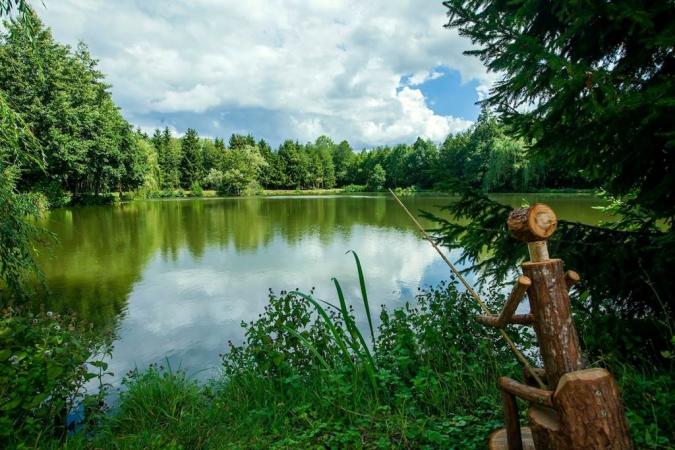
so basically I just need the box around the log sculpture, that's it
[481,204,632,450]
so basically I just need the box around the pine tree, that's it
[440,0,675,320]
[180,128,203,188]
[444,0,674,219]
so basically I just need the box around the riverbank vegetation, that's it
[1,0,673,449]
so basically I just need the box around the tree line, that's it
[145,110,587,197]
[1,11,591,207]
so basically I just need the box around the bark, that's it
[553,368,633,449]
[522,259,584,388]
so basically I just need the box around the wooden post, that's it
[504,204,633,450]
[500,386,523,450]
[508,205,584,388]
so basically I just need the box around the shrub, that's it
[0,308,110,448]
[189,181,204,197]
[342,184,366,193]
[34,180,71,208]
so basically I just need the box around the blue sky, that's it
[37,0,493,148]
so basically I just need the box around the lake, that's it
[35,193,608,387]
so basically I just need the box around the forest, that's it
[1,0,673,449]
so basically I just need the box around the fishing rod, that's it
[388,189,546,389]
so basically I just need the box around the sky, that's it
[36,0,494,149]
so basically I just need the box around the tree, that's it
[217,144,267,195]
[0,92,44,302]
[332,140,354,186]
[444,0,674,220]
[441,1,674,321]
[202,138,220,174]
[153,127,181,189]
[277,140,308,189]
[366,164,386,191]
[0,11,145,197]
[229,133,256,150]
[257,139,281,189]
[405,138,439,188]
[180,128,203,188]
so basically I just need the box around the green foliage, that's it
[180,129,203,188]
[0,13,147,197]
[0,91,46,302]
[78,259,520,449]
[366,164,386,192]
[189,181,203,198]
[216,144,267,196]
[436,0,674,359]
[0,168,47,302]
[443,0,675,221]
[342,184,367,193]
[0,308,110,448]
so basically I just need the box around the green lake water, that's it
[35,193,608,385]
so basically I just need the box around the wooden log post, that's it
[505,204,632,449]
[507,205,584,388]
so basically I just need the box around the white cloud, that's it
[37,0,491,146]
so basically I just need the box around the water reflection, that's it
[35,194,608,385]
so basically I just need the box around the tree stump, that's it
[553,368,632,449]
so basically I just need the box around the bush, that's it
[84,272,518,448]
[393,186,418,196]
[34,180,71,208]
[70,193,118,206]
[189,181,204,197]
[342,184,366,193]
[0,308,110,448]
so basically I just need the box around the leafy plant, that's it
[0,308,111,448]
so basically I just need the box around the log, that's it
[527,240,549,262]
[564,270,580,290]
[495,276,531,328]
[477,313,534,327]
[500,387,522,450]
[489,428,535,450]
[498,377,553,407]
[507,204,557,242]
[553,368,633,449]
[522,259,584,387]
[528,405,565,450]
[523,367,547,387]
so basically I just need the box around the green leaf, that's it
[47,364,64,380]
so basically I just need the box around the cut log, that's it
[507,204,557,242]
[553,368,633,449]
[564,270,580,290]
[522,259,584,387]
[489,427,535,450]
[527,240,549,262]
[528,405,565,450]
[498,377,553,407]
